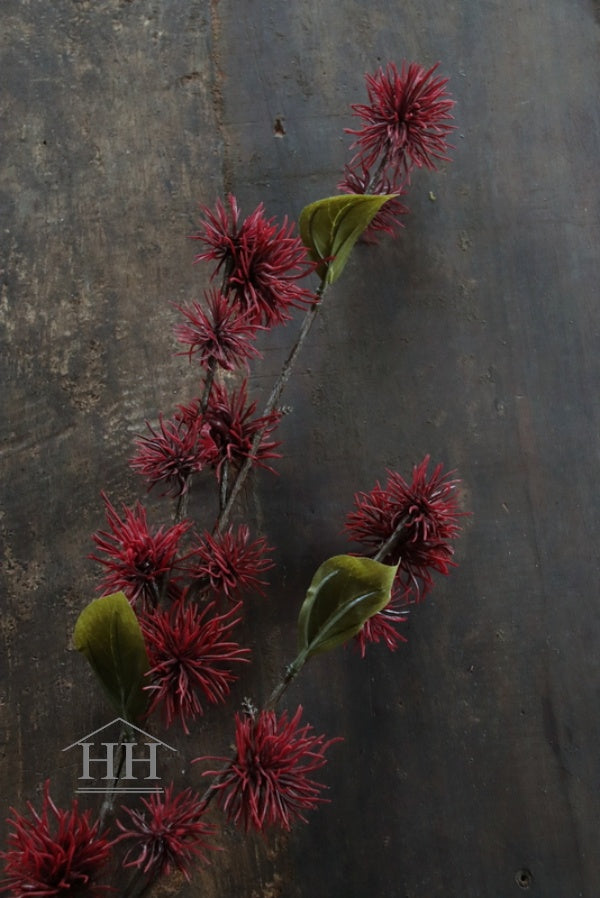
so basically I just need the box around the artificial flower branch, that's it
[0,60,463,898]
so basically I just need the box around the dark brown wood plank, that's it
[1,1,599,896]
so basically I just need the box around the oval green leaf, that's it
[297,554,398,657]
[299,194,395,285]
[73,591,149,722]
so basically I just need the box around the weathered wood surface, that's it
[1,1,599,895]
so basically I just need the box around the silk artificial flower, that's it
[173,287,263,371]
[141,596,250,733]
[347,61,455,176]
[114,784,217,882]
[191,194,317,327]
[181,379,282,478]
[198,706,340,832]
[0,782,110,897]
[354,592,410,656]
[130,413,217,497]
[90,492,190,609]
[188,524,274,600]
[338,161,410,241]
[345,455,463,600]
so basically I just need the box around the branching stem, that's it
[215,282,326,534]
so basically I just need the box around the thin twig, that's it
[123,867,154,898]
[263,654,307,711]
[174,359,217,524]
[219,460,230,514]
[215,283,326,534]
[200,357,218,414]
[373,513,410,563]
[98,731,127,829]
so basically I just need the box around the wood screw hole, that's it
[515,868,532,889]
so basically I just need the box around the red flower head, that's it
[188,525,275,600]
[344,456,463,601]
[1,781,110,896]
[192,195,317,327]
[198,706,340,832]
[130,413,216,497]
[141,596,250,733]
[90,493,189,610]
[173,288,262,371]
[338,161,410,242]
[198,379,282,477]
[347,61,455,176]
[114,784,217,882]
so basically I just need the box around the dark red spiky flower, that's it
[130,414,217,497]
[0,781,111,896]
[347,61,455,176]
[191,195,317,327]
[141,596,250,733]
[173,288,262,371]
[198,706,340,832]
[345,455,463,602]
[114,784,217,883]
[198,379,282,477]
[90,493,189,610]
[188,525,275,600]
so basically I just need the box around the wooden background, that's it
[1,1,599,895]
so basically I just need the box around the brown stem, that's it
[214,283,326,534]
[174,360,217,524]
[174,480,192,524]
[122,867,155,898]
[218,460,230,514]
[263,654,307,711]
[373,513,410,563]
[365,145,411,195]
[98,732,127,829]
[200,357,217,414]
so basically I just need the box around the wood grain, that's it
[1,1,599,895]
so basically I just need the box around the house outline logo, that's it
[63,717,177,795]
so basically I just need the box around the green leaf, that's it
[297,554,398,657]
[299,194,395,285]
[73,591,150,722]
